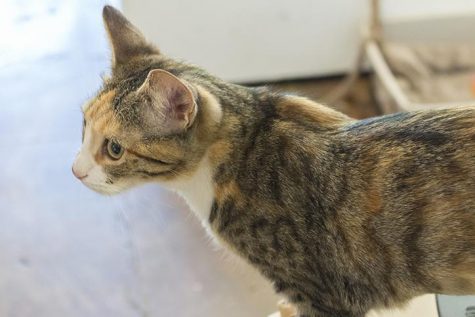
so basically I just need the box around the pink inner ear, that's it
[175,104,189,120]
[164,81,193,119]
[142,69,197,131]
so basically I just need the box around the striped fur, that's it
[73,6,475,317]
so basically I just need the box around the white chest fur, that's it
[164,156,215,232]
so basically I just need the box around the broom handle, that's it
[322,0,383,104]
[370,0,382,43]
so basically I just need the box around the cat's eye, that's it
[106,139,124,160]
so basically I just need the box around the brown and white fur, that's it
[73,6,475,317]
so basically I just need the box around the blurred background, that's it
[1,0,475,316]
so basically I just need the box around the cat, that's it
[72,5,475,317]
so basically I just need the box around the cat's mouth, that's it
[72,166,120,195]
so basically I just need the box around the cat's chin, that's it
[82,181,126,196]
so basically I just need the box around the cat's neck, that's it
[160,85,223,230]
[169,156,215,228]
[162,82,350,231]
[158,83,253,230]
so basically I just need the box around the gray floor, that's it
[0,1,279,316]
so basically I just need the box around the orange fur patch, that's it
[84,90,123,137]
[208,140,232,166]
[276,96,351,126]
[215,180,241,203]
[366,186,383,214]
[84,90,115,119]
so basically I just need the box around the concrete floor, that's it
[0,1,377,317]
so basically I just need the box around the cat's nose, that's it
[72,166,88,180]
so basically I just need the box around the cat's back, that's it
[341,107,475,147]
[344,107,475,181]
[336,107,475,200]
[329,108,475,298]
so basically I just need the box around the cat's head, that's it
[72,6,221,194]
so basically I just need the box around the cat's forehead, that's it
[81,82,160,146]
[82,65,146,120]
[82,89,125,138]
[82,55,178,115]
[82,89,116,118]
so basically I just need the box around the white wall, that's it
[382,0,475,20]
[124,0,367,82]
[123,0,475,82]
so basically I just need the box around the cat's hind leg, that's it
[437,259,475,295]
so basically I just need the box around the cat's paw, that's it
[277,300,297,317]
[267,300,297,317]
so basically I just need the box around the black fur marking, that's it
[273,280,288,293]
[387,130,449,147]
[209,200,218,224]
[128,149,175,165]
[343,112,411,132]
[217,199,238,232]
[290,293,304,303]
[213,163,228,185]
[134,169,172,177]
[250,217,270,237]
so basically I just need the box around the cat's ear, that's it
[138,69,197,134]
[102,5,158,66]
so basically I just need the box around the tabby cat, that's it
[72,6,475,317]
